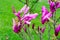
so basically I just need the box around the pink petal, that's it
[12,19,16,30]
[18,5,27,14]
[42,6,49,17]
[41,27,46,33]
[24,7,29,14]
[41,12,52,24]
[55,24,60,36]
[24,21,31,24]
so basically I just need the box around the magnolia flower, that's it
[48,0,60,13]
[55,24,60,36]
[13,19,21,33]
[41,6,52,24]
[12,5,38,24]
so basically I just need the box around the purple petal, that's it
[50,2,56,13]
[18,5,29,15]
[41,27,46,33]
[18,5,27,14]
[24,6,29,14]
[41,6,49,24]
[55,24,60,36]
[42,6,49,17]
[56,2,60,8]
[21,13,38,24]
[12,19,21,33]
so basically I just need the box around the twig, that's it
[48,23,51,40]
[30,0,39,13]
[19,0,26,4]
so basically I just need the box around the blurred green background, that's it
[0,0,60,40]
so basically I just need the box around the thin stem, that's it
[27,27,34,40]
[52,2,56,30]
[38,31,42,40]
[56,17,60,23]
[40,32,42,40]
[48,23,51,40]
[30,0,39,13]
[26,0,28,6]
[19,0,26,4]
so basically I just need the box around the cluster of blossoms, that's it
[12,5,39,33]
[12,0,60,39]
[41,0,60,36]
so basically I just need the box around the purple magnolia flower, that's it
[55,24,60,36]
[48,0,60,13]
[41,6,52,24]
[12,19,21,33]
[12,5,38,24]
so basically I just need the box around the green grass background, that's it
[0,0,60,40]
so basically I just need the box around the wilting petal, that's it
[55,24,60,36]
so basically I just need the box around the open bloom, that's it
[55,24,60,36]
[48,0,60,13]
[12,18,21,33]
[12,5,38,24]
[41,6,52,24]
[12,5,29,20]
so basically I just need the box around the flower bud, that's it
[24,27,27,33]
[32,24,35,29]
[38,26,40,32]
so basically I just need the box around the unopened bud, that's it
[32,24,35,29]
[24,27,27,33]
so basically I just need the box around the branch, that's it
[30,0,39,12]
[56,17,60,23]
[19,0,26,4]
